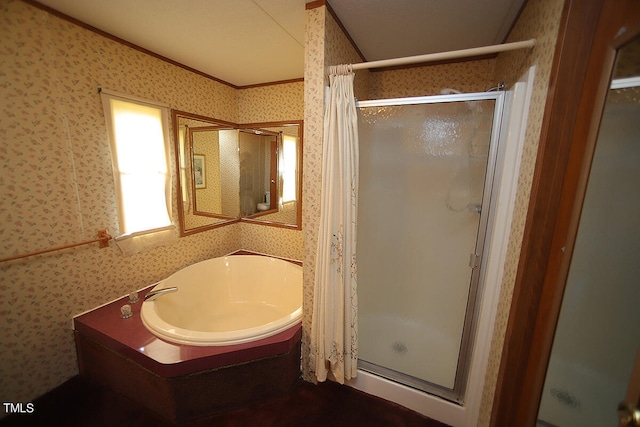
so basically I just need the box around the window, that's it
[281,134,297,203]
[101,90,172,237]
[178,125,189,204]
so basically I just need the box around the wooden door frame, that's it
[491,0,640,425]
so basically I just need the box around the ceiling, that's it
[34,0,526,87]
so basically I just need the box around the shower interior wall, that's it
[0,0,303,410]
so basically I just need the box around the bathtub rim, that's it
[140,254,303,346]
[141,305,303,346]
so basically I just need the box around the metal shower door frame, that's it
[356,90,509,403]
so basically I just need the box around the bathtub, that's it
[141,255,302,346]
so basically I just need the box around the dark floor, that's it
[0,376,450,426]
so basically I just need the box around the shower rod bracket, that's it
[487,82,506,92]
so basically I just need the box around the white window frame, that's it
[100,89,174,239]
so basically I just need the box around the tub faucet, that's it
[144,286,178,301]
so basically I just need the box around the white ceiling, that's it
[35,0,526,87]
[330,0,526,61]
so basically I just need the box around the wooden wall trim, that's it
[238,78,304,90]
[305,0,326,10]
[24,0,239,89]
[491,0,640,425]
[307,1,369,65]
[323,1,367,63]
[24,0,304,90]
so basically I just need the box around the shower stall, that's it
[354,90,511,409]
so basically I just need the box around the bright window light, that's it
[282,135,297,203]
[178,126,188,203]
[103,95,172,235]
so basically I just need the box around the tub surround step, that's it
[73,288,302,423]
[75,332,302,423]
[73,289,302,377]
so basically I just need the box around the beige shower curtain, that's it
[310,65,359,384]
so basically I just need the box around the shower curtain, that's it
[310,65,359,384]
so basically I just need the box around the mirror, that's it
[238,123,302,228]
[536,33,640,427]
[173,110,302,236]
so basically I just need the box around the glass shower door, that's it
[356,94,502,402]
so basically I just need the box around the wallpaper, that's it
[0,0,302,406]
[301,4,327,382]
[238,82,304,124]
[192,130,222,214]
[256,202,297,225]
[239,223,303,262]
[368,59,497,98]
[219,129,242,218]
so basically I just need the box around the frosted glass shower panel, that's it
[357,99,495,391]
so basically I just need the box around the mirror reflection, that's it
[173,110,302,236]
[190,126,241,218]
[536,32,640,427]
[239,124,301,227]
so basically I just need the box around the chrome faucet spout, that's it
[144,286,178,301]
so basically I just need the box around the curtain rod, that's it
[348,39,536,71]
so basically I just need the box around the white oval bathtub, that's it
[140,255,302,346]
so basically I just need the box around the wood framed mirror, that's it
[173,110,302,236]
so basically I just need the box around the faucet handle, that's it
[129,291,139,303]
[120,304,133,319]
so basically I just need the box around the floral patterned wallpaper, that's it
[369,59,497,98]
[192,130,222,214]
[301,5,327,381]
[238,82,304,124]
[0,0,302,406]
[219,129,242,218]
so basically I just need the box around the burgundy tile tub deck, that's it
[74,288,302,423]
